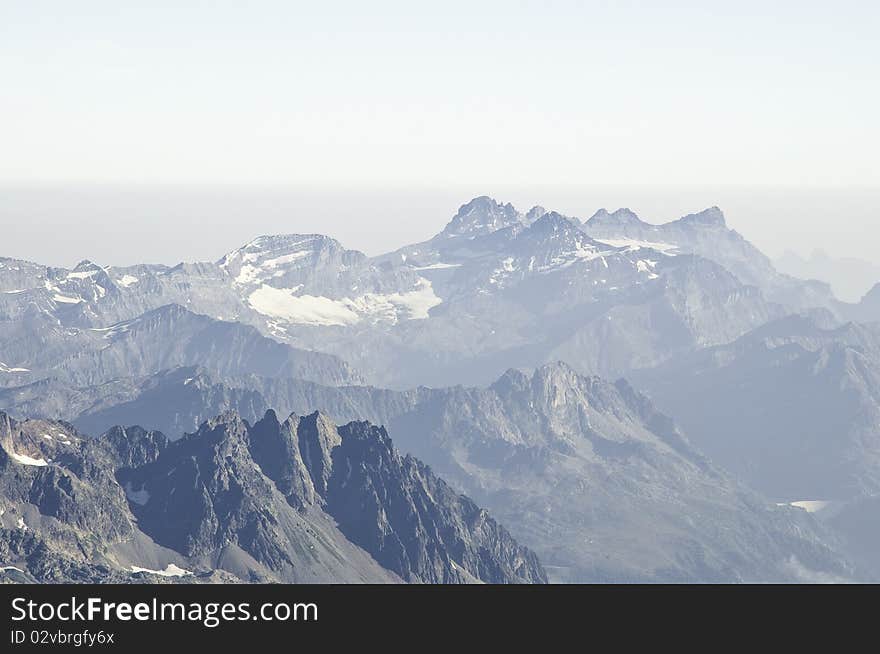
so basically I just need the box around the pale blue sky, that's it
[0,2,878,271]
[2,1,878,186]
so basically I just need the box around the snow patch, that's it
[594,238,678,255]
[411,262,462,271]
[233,250,312,286]
[124,481,151,506]
[130,564,191,577]
[260,251,310,269]
[248,279,442,326]
[66,270,98,280]
[117,275,139,288]
[90,320,133,338]
[249,286,359,326]
[235,264,261,285]
[52,294,84,304]
[636,259,660,280]
[9,451,49,467]
[346,279,442,321]
[0,362,30,373]
[789,500,831,513]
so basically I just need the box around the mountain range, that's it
[2,195,879,583]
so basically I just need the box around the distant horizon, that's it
[4,2,877,288]
[1,182,878,272]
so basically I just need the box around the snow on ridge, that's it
[222,234,324,267]
[117,275,139,288]
[231,250,312,286]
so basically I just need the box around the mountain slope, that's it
[0,304,362,389]
[582,206,843,314]
[0,409,544,583]
[632,316,880,501]
[25,364,857,583]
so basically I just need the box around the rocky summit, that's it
[0,409,545,584]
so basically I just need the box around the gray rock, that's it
[0,409,545,584]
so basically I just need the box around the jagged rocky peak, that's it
[512,212,604,260]
[490,362,675,428]
[218,232,366,282]
[70,260,103,275]
[39,259,118,308]
[224,233,345,260]
[327,418,547,583]
[490,367,533,394]
[97,425,169,469]
[112,408,546,583]
[527,362,601,408]
[529,211,582,233]
[586,207,644,226]
[59,260,115,288]
[440,196,524,238]
[675,206,727,228]
[525,205,549,221]
[489,362,595,410]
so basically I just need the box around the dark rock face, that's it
[0,409,545,584]
[440,196,525,238]
[326,420,546,584]
[126,412,291,564]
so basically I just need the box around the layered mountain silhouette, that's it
[0,409,545,583]
[4,363,857,582]
[2,196,879,583]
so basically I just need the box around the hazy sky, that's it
[1,2,878,267]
